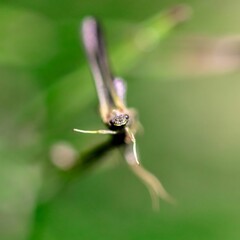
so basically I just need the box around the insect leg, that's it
[124,134,175,209]
[125,127,140,165]
[129,163,175,210]
[73,128,117,135]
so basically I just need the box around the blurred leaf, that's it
[0,5,58,67]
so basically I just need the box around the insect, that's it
[74,17,173,208]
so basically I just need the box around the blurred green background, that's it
[1,0,240,240]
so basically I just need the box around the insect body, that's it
[74,17,172,208]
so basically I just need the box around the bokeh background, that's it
[1,0,240,239]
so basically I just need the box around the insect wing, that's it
[113,77,127,105]
[82,17,125,122]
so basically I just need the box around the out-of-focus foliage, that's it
[0,0,240,240]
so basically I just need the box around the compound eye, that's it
[109,113,129,128]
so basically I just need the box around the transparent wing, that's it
[81,17,126,122]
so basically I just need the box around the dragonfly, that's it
[74,17,173,208]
